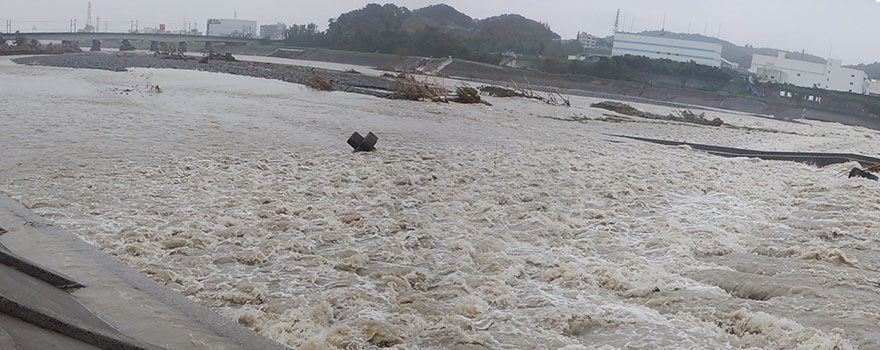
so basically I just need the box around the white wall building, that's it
[206,19,257,38]
[867,79,880,96]
[749,52,867,94]
[260,23,287,41]
[577,32,598,49]
[611,32,722,67]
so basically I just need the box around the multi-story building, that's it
[750,53,868,94]
[206,19,257,38]
[577,32,598,49]
[611,32,722,67]
[260,23,287,41]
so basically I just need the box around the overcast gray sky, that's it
[5,0,880,64]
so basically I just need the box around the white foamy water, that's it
[2,56,880,350]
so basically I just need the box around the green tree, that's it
[285,23,323,47]
[325,3,411,53]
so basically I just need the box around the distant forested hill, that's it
[285,3,563,61]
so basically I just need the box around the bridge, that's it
[0,32,262,51]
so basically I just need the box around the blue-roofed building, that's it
[611,32,722,67]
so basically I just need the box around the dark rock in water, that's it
[849,168,878,181]
[347,131,378,152]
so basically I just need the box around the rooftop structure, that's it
[611,32,722,67]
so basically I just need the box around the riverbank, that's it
[14,49,880,130]
[13,52,402,99]
[244,46,880,130]
[0,44,82,56]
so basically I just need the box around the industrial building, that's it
[206,18,257,38]
[260,23,287,41]
[749,52,868,94]
[611,32,722,67]
[577,32,598,49]
[868,79,880,96]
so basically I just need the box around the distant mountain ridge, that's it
[404,4,560,54]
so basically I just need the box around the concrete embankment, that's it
[0,195,288,350]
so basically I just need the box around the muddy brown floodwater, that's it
[1,56,879,349]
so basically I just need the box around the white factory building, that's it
[749,52,868,94]
[206,19,257,38]
[611,32,722,67]
[577,32,598,49]
[867,79,880,96]
[260,23,287,41]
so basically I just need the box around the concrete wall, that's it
[750,52,867,94]
[611,32,722,67]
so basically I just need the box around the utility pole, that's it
[96,17,100,32]
[662,12,666,32]
[86,2,92,32]
[612,9,620,34]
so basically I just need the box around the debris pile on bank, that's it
[305,73,334,91]
[393,72,446,102]
[453,86,481,104]
[199,52,237,63]
[480,84,570,106]
[591,101,723,126]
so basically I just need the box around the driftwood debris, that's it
[453,86,481,104]
[591,101,723,126]
[199,52,237,63]
[393,71,446,102]
[479,81,570,106]
[156,51,192,61]
[849,168,879,181]
[305,73,334,91]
